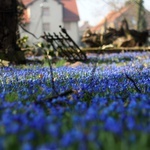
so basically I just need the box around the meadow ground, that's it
[0,52,150,150]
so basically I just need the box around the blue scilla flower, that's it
[99,108,109,121]
[128,99,137,108]
[47,124,60,138]
[7,122,20,134]
[37,94,45,102]
[21,94,29,100]
[21,142,33,150]
[28,114,46,130]
[105,117,122,134]
[1,110,12,125]
[146,86,150,92]
[75,101,87,112]
[107,101,118,112]
[72,115,81,124]
[71,129,85,141]
[60,131,73,147]
[0,92,5,101]
[92,95,107,107]
[126,116,135,130]
[85,107,99,121]
[37,143,58,150]
[21,132,35,142]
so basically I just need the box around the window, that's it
[43,23,50,32]
[42,7,50,16]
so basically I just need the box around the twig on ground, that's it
[35,89,74,104]
[125,73,142,93]
[47,58,59,96]
[35,57,74,104]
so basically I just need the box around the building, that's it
[21,0,80,44]
[78,21,92,46]
[79,21,92,36]
[91,3,150,34]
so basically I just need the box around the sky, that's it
[76,0,150,26]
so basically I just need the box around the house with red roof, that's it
[20,0,80,44]
[91,3,150,34]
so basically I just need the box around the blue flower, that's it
[22,132,35,141]
[21,142,33,150]
[105,117,122,134]
[75,101,87,112]
[47,124,60,138]
[126,116,135,130]
[61,132,73,147]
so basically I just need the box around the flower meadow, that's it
[0,52,150,150]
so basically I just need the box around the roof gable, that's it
[22,0,79,22]
[91,4,133,32]
[22,0,37,6]
[61,0,79,22]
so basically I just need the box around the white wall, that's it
[20,0,79,45]
[20,0,63,44]
[64,22,80,44]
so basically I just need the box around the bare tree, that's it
[106,0,126,11]
[104,0,147,31]
[136,0,147,31]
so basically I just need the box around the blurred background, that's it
[77,0,150,26]
[20,0,150,47]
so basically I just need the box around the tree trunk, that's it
[0,0,26,64]
[137,0,147,31]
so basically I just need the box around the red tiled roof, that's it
[22,0,79,23]
[91,4,132,32]
[61,0,80,22]
[21,0,31,23]
[22,9,30,24]
[22,0,34,6]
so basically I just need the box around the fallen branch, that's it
[35,56,74,105]
[35,89,74,105]
[47,89,73,100]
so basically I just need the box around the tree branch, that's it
[19,24,40,39]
